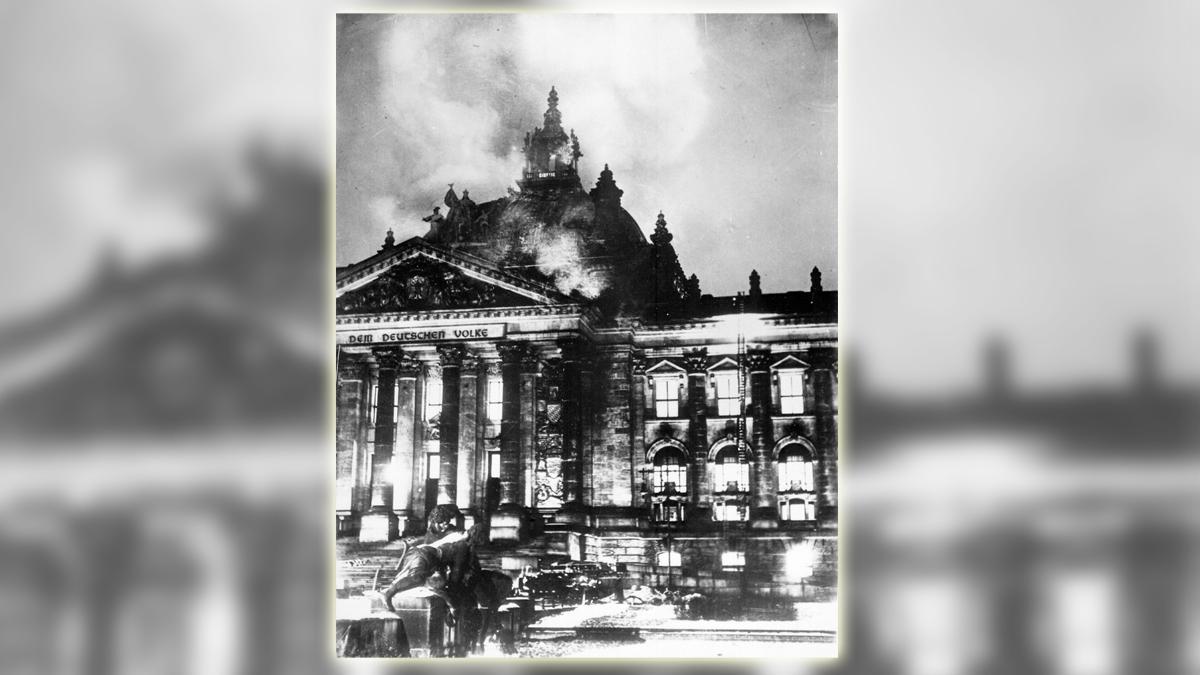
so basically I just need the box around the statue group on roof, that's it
[423,183,487,244]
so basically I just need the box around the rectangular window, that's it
[652,502,685,523]
[714,372,741,416]
[486,377,503,424]
[425,377,443,421]
[369,384,380,424]
[426,453,440,480]
[713,501,748,522]
[721,551,746,569]
[780,498,816,521]
[488,451,501,479]
[653,377,681,418]
[656,550,681,567]
[778,370,805,414]
[392,382,400,423]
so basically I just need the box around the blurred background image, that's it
[0,1,1197,675]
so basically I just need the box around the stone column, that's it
[335,350,368,535]
[491,341,528,541]
[747,347,779,528]
[360,347,401,542]
[682,348,709,515]
[475,360,499,512]
[556,337,588,525]
[810,347,838,525]
[455,352,480,524]
[436,344,465,506]
[391,351,420,536]
[519,349,540,508]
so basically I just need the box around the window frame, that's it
[650,447,688,495]
[777,445,815,493]
[712,370,741,417]
[486,376,503,424]
[424,377,443,422]
[711,446,750,494]
[776,368,806,415]
[651,374,683,419]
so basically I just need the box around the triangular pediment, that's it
[336,238,569,314]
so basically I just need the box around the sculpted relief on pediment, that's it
[337,256,530,314]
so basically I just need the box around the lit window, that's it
[426,453,440,480]
[486,376,503,424]
[652,500,685,523]
[651,447,688,495]
[780,497,816,522]
[777,445,815,493]
[713,499,748,522]
[652,376,681,418]
[721,551,746,569]
[778,370,805,414]
[369,382,401,424]
[487,451,501,478]
[656,550,681,567]
[785,541,816,580]
[714,371,741,416]
[712,446,749,493]
[425,377,443,421]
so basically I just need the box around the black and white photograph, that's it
[334,13,838,658]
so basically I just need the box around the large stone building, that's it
[336,88,838,598]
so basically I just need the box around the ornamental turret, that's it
[519,86,583,191]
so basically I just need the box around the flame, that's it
[523,226,606,299]
[497,202,609,300]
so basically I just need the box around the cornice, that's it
[335,303,587,325]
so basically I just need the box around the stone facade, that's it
[336,88,837,597]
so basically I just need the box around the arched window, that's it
[651,446,688,496]
[777,444,815,493]
[712,445,750,494]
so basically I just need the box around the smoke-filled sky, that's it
[336,14,837,297]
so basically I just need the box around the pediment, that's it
[645,360,686,375]
[336,238,568,314]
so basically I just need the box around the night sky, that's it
[336,14,837,298]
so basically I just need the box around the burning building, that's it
[335,87,837,599]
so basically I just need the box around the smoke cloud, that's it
[338,15,717,278]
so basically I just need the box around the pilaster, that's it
[556,336,588,525]
[747,347,779,528]
[683,347,710,519]
[810,347,838,527]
